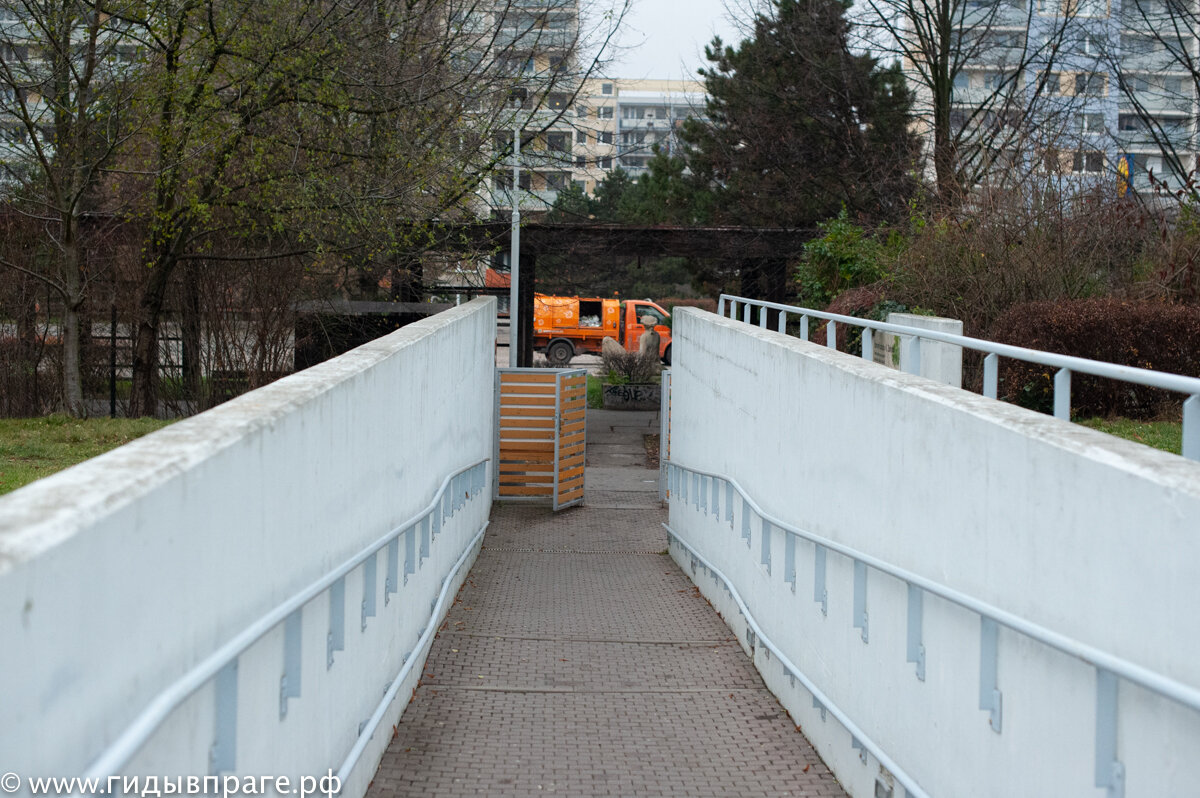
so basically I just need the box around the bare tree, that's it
[1102,0,1200,201]
[0,0,139,415]
[854,0,1088,201]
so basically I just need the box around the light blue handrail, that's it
[718,294,1200,461]
[666,458,1200,797]
[82,459,490,784]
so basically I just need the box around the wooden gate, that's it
[495,368,586,510]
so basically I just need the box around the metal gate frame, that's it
[494,367,587,510]
[659,368,671,502]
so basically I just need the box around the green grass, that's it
[0,415,173,497]
[587,375,603,409]
[1078,417,1183,456]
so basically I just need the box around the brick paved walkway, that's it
[366,411,846,797]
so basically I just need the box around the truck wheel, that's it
[662,344,671,366]
[547,340,574,366]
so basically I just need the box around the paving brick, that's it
[366,410,846,798]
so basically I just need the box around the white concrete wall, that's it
[0,298,497,797]
[667,308,1200,798]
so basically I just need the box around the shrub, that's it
[807,285,911,357]
[797,209,889,307]
[601,348,660,384]
[989,299,1200,418]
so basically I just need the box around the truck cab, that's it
[533,295,674,366]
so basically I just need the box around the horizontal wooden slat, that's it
[499,485,554,497]
[501,384,556,395]
[561,389,586,401]
[562,409,585,421]
[501,426,556,435]
[561,378,586,391]
[499,462,554,473]
[501,372,557,383]
[499,474,554,484]
[558,466,584,481]
[501,395,556,407]
[561,420,585,435]
[501,416,555,428]
[558,488,584,502]
[499,453,555,464]
[499,440,555,452]
[559,452,584,465]
[500,407,556,418]
[560,432,585,448]
[558,448,584,460]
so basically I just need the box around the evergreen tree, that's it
[683,0,918,229]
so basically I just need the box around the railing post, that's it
[759,308,768,329]
[862,328,873,362]
[902,336,922,376]
[906,585,925,681]
[1055,368,1072,420]
[979,618,1002,733]
[743,302,752,324]
[1095,669,1126,798]
[210,660,238,774]
[718,296,727,317]
[800,315,809,341]
[1183,395,1199,462]
[826,320,836,349]
[777,311,788,334]
[983,353,999,399]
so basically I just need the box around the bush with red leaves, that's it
[989,299,1200,418]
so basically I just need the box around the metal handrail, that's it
[718,294,1200,460]
[666,458,1200,796]
[663,521,932,798]
[666,459,1200,713]
[82,458,490,783]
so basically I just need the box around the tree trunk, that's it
[129,262,175,418]
[61,230,86,417]
[181,261,202,405]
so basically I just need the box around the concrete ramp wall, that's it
[0,298,496,798]
[666,307,1200,798]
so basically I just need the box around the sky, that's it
[605,0,746,82]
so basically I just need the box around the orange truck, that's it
[533,295,673,366]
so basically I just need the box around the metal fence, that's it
[718,295,1200,461]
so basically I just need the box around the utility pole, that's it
[508,124,521,367]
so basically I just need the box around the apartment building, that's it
[914,0,1198,193]
[488,71,705,212]
[570,78,705,194]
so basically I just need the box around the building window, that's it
[1075,72,1106,97]
[599,106,613,119]
[601,82,613,95]
[1072,150,1104,172]
[1076,113,1105,133]
[953,71,970,92]
[576,130,588,144]
[547,132,570,152]
[576,105,588,118]
[599,131,613,144]
[547,94,568,110]
[600,157,612,169]
[546,172,569,190]
[1118,114,1144,131]
[576,155,586,166]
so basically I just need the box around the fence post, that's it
[110,304,117,419]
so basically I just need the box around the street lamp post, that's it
[508,125,521,367]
